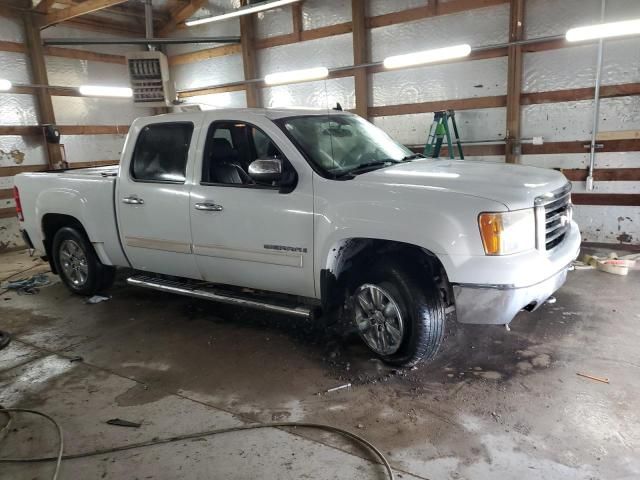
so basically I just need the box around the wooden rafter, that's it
[40,0,129,28]
[158,0,207,36]
[35,0,58,13]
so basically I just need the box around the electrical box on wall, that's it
[126,51,174,107]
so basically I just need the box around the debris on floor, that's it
[324,383,351,394]
[106,418,142,428]
[85,295,111,304]
[4,274,50,295]
[576,372,610,384]
[580,252,638,276]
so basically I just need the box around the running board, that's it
[127,275,313,319]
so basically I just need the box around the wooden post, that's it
[239,1,260,108]
[351,0,369,118]
[23,13,63,169]
[505,0,524,163]
[292,2,303,41]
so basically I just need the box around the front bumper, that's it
[452,262,572,325]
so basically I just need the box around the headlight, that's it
[478,209,536,255]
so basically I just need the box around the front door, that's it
[189,116,314,297]
[116,119,202,279]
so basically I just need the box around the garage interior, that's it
[1,0,640,479]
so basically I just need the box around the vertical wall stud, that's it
[240,6,261,108]
[505,0,524,163]
[23,13,63,169]
[292,1,303,41]
[351,0,369,119]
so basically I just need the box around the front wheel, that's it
[52,227,114,296]
[351,259,447,367]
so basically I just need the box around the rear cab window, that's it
[130,122,194,183]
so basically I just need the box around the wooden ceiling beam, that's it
[158,0,207,36]
[40,0,129,28]
[34,0,58,13]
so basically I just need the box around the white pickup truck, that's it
[14,108,580,366]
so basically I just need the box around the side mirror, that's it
[248,158,282,184]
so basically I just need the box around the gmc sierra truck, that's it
[14,108,580,366]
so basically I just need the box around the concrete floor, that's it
[0,249,639,480]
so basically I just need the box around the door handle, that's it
[122,196,144,205]
[194,202,223,212]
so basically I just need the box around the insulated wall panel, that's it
[372,57,507,106]
[526,0,640,39]
[523,38,640,93]
[368,0,427,17]
[45,56,130,87]
[255,4,293,39]
[0,94,38,125]
[0,52,31,84]
[0,15,24,42]
[373,108,506,146]
[370,4,509,62]
[257,33,353,75]
[0,136,47,168]
[522,97,640,142]
[0,218,22,251]
[63,135,125,163]
[521,152,640,170]
[302,0,351,30]
[52,97,151,125]
[41,25,144,56]
[182,90,247,109]
[262,77,355,110]
[172,54,244,91]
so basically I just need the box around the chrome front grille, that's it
[535,183,572,251]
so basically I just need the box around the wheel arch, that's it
[41,213,89,274]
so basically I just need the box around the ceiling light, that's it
[0,79,12,91]
[566,18,640,42]
[79,85,133,97]
[264,67,329,86]
[186,0,301,27]
[383,44,472,69]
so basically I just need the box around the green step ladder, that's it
[423,109,464,159]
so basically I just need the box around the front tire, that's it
[52,227,113,296]
[351,258,446,367]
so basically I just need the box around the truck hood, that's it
[357,159,569,210]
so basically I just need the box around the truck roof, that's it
[137,107,353,124]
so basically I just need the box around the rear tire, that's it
[52,227,112,296]
[350,257,447,367]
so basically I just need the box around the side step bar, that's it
[127,275,313,319]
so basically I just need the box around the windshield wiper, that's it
[342,160,401,176]
[402,153,425,161]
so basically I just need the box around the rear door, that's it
[189,113,315,297]
[116,117,202,279]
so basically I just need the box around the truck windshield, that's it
[277,114,416,177]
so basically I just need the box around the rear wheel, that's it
[351,258,446,367]
[52,227,114,296]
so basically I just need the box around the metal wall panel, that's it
[0,52,32,84]
[182,90,247,109]
[0,94,38,126]
[172,54,244,90]
[526,0,640,39]
[63,134,125,163]
[255,4,293,39]
[262,77,355,110]
[522,152,640,170]
[372,57,507,106]
[302,0,351,30]
[45,56,130,87]
[372,108,507,146]
[257,33,353,75]
[52,96,152,125]
[571,181,640,194]
[370,4,509,62]
[0,136,47,168]
[573,205,639,244]
[523,37,640,93]
[522,97,640,142]
[0,15,25,42]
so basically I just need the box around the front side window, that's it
[201,121,285,186]
[277,114,414,177]
[131,122,193,183]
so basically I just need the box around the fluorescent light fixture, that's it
[0,79,12,91]
[383,44,472,69]
[566,18,640,42]
[79,85,133,97]
[264,67,329,86]
[186,0,300,27]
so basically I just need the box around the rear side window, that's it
[131,122,194,183]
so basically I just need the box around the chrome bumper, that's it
[452,264,571,325]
